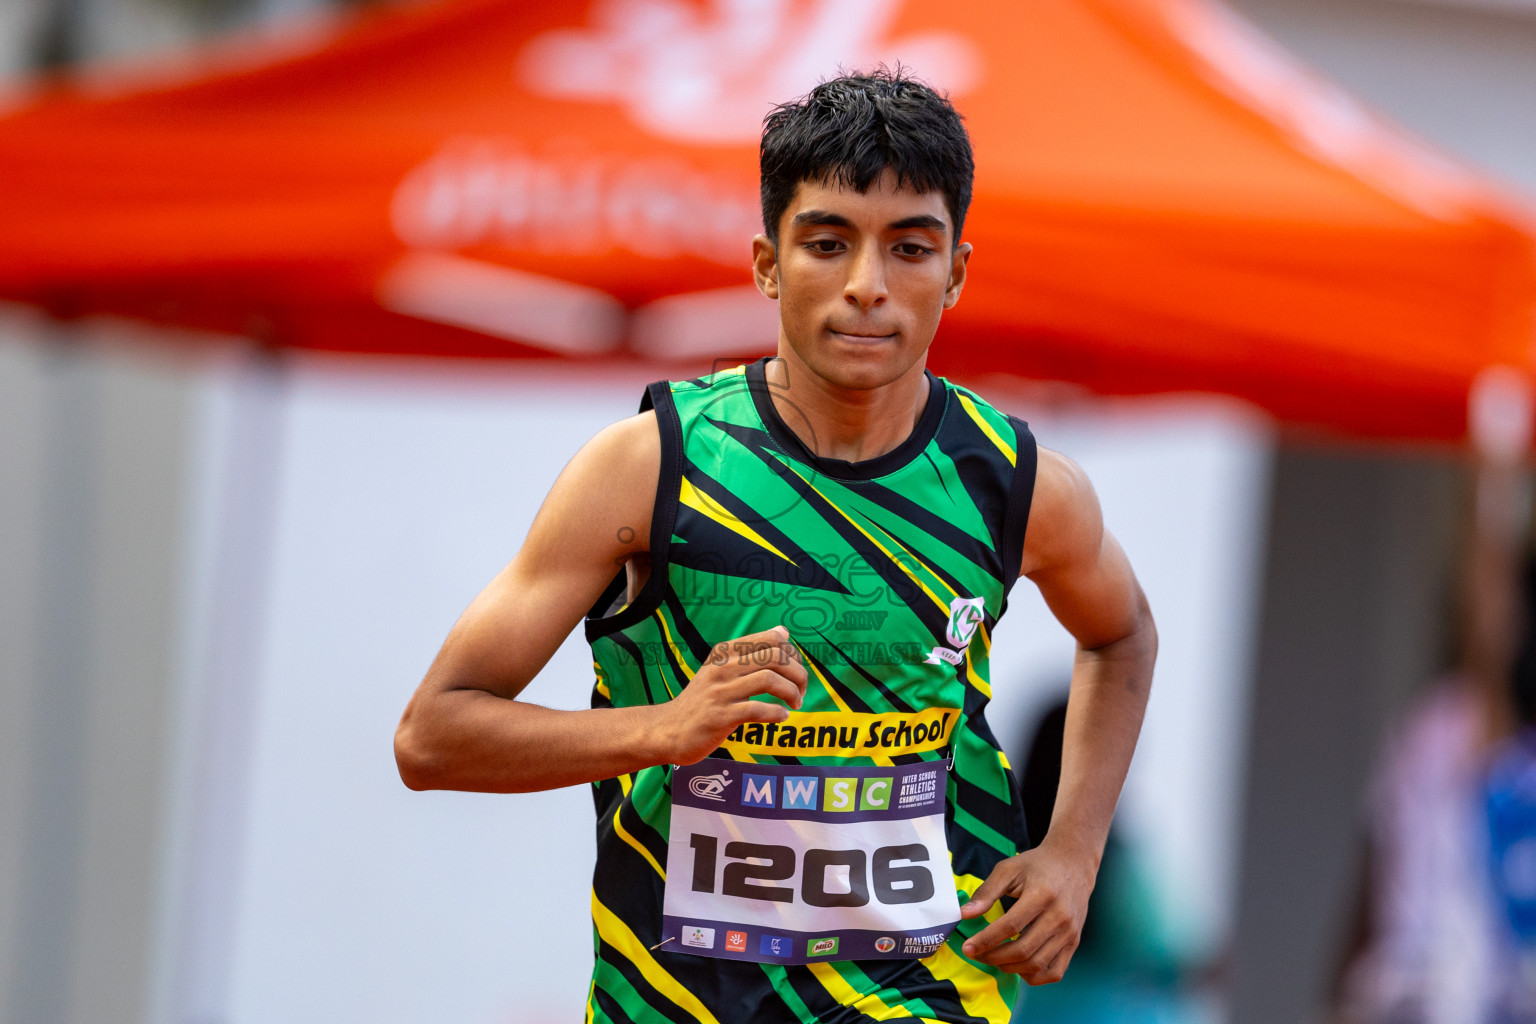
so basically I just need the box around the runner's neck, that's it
[762,354,931,465]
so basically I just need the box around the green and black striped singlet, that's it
[583,357,1038,1024]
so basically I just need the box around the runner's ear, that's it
[752,234,780,300]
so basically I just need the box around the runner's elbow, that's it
[1134,588,1158,657]
[394,718,445,791]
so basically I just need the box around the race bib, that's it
[661,758,960,964]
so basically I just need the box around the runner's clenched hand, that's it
[659,625,808,765]
[957,837,1097,985]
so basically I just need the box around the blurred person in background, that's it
[1332,378,1536,1024]
[1011,692,1206,1023]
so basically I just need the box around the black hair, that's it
[759,66,975,246]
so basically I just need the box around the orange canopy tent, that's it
[0,0,1532,441]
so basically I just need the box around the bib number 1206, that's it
[688,834,936,908]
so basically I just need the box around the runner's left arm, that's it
[959,446,1156,984]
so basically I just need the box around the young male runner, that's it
[396,69,1156,1023]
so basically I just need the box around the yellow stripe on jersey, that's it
[778,459,951,618]
[974,622,992,657]
[953,873,1006,924]
[857,512,961,603]
[963,644,991,700]
[651,609,691,689]
[957,393,1016,467]
[798,654,896,767]
[680,475,797,565]
[852,509,995,700]
[924,942,1013,1024]
[807,962,917,1020]
[611,801,664,880]
[849,509,996,703]
[800,642,853,713]
[591,893,722,1024]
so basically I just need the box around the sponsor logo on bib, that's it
[903,932,947,955]
[808,936,840,957]
[725,930,748,952]
[759,934,791,957]
[874,936,896,953]
[683,926,715,949]
[688,770,732,802]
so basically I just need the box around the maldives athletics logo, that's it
[924,596,986,667]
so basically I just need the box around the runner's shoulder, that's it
[553,409,661,550]
[1020,446,1102,577]
[590,408,660,456]
[573,410,660,483]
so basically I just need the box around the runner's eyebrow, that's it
[790,210,852,229]
[789,211,947,234]
[887,215,947,233]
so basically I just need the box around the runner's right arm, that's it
[393,411,807,793]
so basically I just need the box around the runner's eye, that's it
[804,239,844,254]
[893,243,934,258]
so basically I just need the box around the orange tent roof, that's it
[0,0,1533,441]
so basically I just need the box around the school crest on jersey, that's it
[924,596,986,666]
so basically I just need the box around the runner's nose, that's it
[843,242,888,312]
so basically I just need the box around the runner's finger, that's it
[717,625,796,668]
[999,928,1067,975]
[745,628,809,687]
[958,859,1014,920]
[988,898,1072,968]
[734,700,791,725]
[722,670,802,708]
[1021,934,1070,980]
[747,670,804,709]
[777,638,809,685]
[963,888,1049,956]
[976,919,1050,968]
[712,644,802,687]
[1038,942,1076,984]
[1018,940,1075,986]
